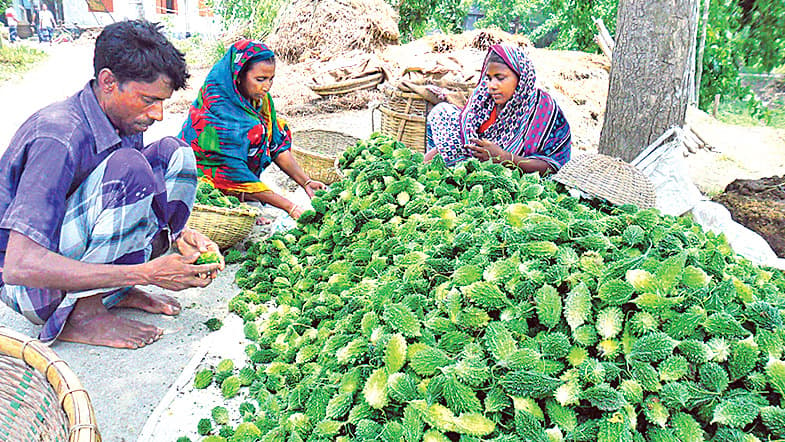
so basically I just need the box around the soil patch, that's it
[713,175,785,257]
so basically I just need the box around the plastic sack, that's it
[691,200,785,270]
[631,129,703,217]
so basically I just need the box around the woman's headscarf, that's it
[179,39,291,193]
[459,44,571,170]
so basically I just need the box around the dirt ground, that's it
[713,176,785,257]
[0,39,783,441]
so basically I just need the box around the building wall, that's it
[61,0,218,36]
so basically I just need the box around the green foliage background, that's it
[742,0,785,71]
[208,0,782,124]
[384,0,468,43]
[474,0,617,51]
[216,0,287,39]
[697,0,749,110]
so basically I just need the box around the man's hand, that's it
[175,227,225,275]
[143,252,223,291]
[466,138,506,163]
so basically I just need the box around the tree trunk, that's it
[598,0,700,162]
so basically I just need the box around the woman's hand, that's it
[465,138,508,163]
[302,178,327,198]
[287,203,304,219]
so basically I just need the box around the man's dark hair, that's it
[94,20,189,90]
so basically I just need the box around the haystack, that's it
[268,0,399,63]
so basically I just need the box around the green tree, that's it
[742,0,785,70]
[697,0,750,109]
[473,0,530,34]
[216,0,288,39]
[474,0,617,51]
[385,0,468,42]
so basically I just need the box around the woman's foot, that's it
[59,295,163,349]
[113,287,181,316]
[256,216,272,225]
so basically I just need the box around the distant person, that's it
[38,3,55,43]
[179,40,326,222]
[425,44,571,174]
[5,6,19,42]
[0,20,224,349]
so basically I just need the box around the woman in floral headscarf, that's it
[425,44,571,174]
[179,40,325,221]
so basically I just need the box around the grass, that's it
[173,35,227,70]
[0,44,47,82]
[715,99,785,130]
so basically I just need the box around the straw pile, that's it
[465,28,532,51]
[268,0,400,63]
[421,29,531,54]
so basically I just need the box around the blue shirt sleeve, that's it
[0,137,75,251]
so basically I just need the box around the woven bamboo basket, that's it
[291,129,359,185]
[553,153,657,209]
[0,327,100,442]
[310,72,384,96]
[377,85,430,152]
[186,203,258,250]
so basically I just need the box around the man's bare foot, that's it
[59,296,163,349]
[256,216,271,225]
[114,287,181,316]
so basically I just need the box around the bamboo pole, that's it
[694,0,711,105]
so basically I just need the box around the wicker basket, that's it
[291,130,359,185]
[186,203,258,250]
[377,84,430,152]
[0,327,100,442]
[553,153,657,209]
[310,72,384,96]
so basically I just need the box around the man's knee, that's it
[102,149,157,206]
[144,136,195,170]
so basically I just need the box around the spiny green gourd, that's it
[183,134,785,441]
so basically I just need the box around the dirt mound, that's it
[713,175,785,257]
[528,49,609,153]
[267,0,399,63]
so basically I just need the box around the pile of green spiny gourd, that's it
[196,180,245,209]
[182,133,785,442]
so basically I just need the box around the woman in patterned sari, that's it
[179,40,325,221]
[425,44,571,174]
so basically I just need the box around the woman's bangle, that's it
[303,178,314,187]
[287,205,299,217]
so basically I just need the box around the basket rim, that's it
[379,105,427,122]
[310,72,384,95]
[553,152,657,208]
[0,326,101,442]
[383,80,475,96]
[292,145,337,162]
[192,202,259,217]
[291,129,360,161]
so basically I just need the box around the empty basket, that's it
[291,129,359,185]
[0,327,100,442]
[553,153,657,209]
